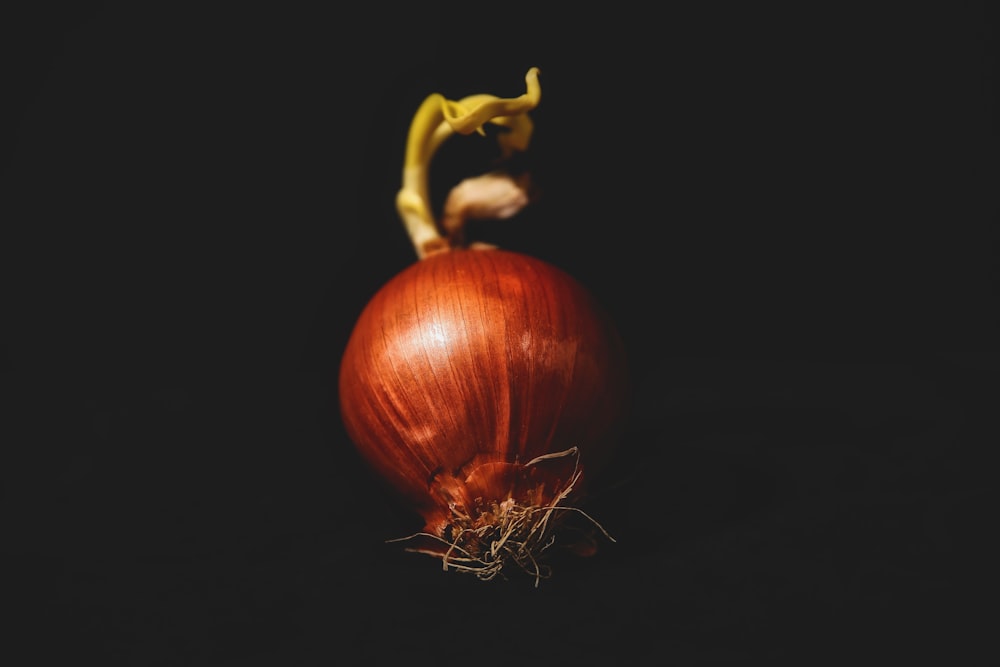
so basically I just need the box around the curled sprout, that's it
[396,67,542,259]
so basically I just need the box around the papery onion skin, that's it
[338,247,629,558]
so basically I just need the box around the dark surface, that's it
[2,2,996,664]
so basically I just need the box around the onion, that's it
[338,69,629,583]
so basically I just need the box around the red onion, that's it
[338,69,629,582]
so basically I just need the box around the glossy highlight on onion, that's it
[338,69,629,583]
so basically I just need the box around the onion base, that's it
[387,447,614,586]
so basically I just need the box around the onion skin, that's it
[338,247,628,575]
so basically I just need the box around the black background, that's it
[2,1,996,664]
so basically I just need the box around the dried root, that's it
[388,447,615,587]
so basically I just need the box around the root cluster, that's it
[389,448,614,586]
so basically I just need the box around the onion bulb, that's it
[338,69,629,583]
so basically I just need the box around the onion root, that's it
[387,447,615,587]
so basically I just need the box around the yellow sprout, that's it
[396,68,542,259]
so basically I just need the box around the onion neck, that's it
[395,68,542,260]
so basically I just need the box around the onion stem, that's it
[396,68,542,259]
